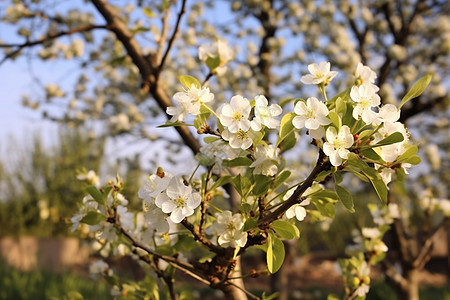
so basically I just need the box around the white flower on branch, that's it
[219,95,251,133]
[292,97,331,130]
[323,125,354,166]
[250,144,279,176]
[213,211,247,248]
[251,95,282,130]
[155,177,201,223]
[350,84,380,124]
[301,61,338,86]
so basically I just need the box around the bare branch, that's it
[91,0,200,154]
[155,0,187,80]
[258,150,330,227]
[0,24,109,65]
[413,219,449,269]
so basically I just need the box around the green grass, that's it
[0,262,110,300]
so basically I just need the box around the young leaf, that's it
[243,217,258,232]
[368,176,388,203]
[179,75,201,89]
[360,148,385,163]
[272,220,300,239]
[328,111,341,130]
[277,113,297,152]
[266,231,285,274]
[81,211,105,225]
[372,132,404,147]
[210,175,233,191]
[87,186,103,204]
[222,157,253,167]
[335,185,355,213]
[399,74,432,109]
[252,175,273,196]
[335,96,347,115]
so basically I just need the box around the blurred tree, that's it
[0,0,448,299]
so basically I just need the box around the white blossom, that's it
[198,39,234,75]
[117,205,134,231]
[213,211,247,248]
[292,97,331,130]
[171,84,214,116]
[155,177,201,223]
[89,260,113,277]
[350,85,380,124]
[250,144,278,176]
[221,127,257,150]
[323,126,354,166]
[251,95,282,130]
[354,62,378,90]
[219,95,251,133]
[301,61,338,86]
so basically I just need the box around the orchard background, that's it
[0,1,448,299]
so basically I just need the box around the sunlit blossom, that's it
[155,177,201,223]
[292,97,331,130]
[323,125,354,166]
[212,211,247,248]
[301,61,338,86]
[219,95,251,133]
[251,95,282,130]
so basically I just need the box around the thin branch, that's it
[155,5,171,66]
[91,0,200,154]
[155,0,187,80]
[227,281,261,300]
[112,218,208,283]
[0,24,109,65]
[413,219,449,269]
[181,218,225,254]
[257,150,329,227]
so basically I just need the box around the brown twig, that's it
[0,24,109,65]
[155,0,187,80]
[258,150,330,227]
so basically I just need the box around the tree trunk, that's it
[221,257,248,300]
[399,268,419,300]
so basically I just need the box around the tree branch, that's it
[0,24,109,65]
[90,0,200,154]
[257,150,330,227]
[155,0,187,80]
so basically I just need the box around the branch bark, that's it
[91,0,200,154]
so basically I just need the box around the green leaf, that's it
[81,211,105,225]
[273,170,291,189]
[204,136,220,143]
[242,217,258,231]
[158,122,193,128]
[328,111,341,130]
[232,174,253,198]
[262,292,280,300]
[335,96,347,115]
[357,129,373,141]
[222,157,253,167]
[395,145,418,163]
[328,88,350,110]
[399,74,432,109]
[251,175,273,196]
[360,148,385,163]
[266,232,285,274]
[143,7,156,18]
[86,186,103,204]
[312,200,335,218]
[210,175,233,191]
[179,75,201,89]
[369,177,388,203]
[334,172,343,184]
[277,113,297,152]
[206,56,221,70]
[335,185,355,212]
[272,220,300,239]
[372,132,404,147]
[193,112,210,129]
